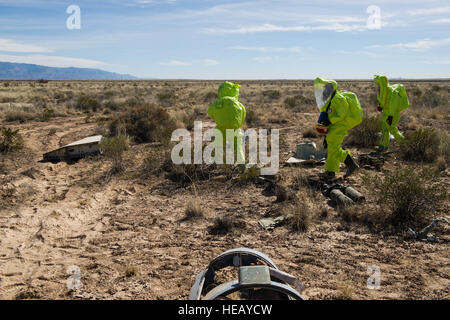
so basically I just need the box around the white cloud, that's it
[368,38,450,51]
[253,56,273,63]
[423,59,450,65]
[231,46,302,53]
[408,6,450,16]
[159,60,191,66]
[0,54,106,68]
[429,18,450,24]
[203,59,219,66]
[312,16,365,24]
[0,38,53,53]
[205,23,367,34]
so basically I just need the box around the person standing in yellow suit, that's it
[207,81,246,164]
[314,77,363,180]
[373,75,410,151]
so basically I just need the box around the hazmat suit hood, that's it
[218,81,241,99]
[374,75,388,108]
[314,77,338,111]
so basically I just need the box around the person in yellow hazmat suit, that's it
[373,75,410,151]
[314,77,363,180]
[207,81,246,164]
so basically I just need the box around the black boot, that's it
[344,154,359,178]
[320,171,335,181]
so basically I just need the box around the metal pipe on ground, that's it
[344,187,365,203]
[330,189,354,207]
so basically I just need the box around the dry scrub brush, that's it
[398,127,442,163]
[345,114,381,148]
[284,189,313,232]
[109,104,179,144]
[363,167,447,230]
[0,127,24,153]
[99,135,129,175]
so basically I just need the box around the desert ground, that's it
[0,79,449,300]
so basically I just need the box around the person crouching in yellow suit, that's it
[314,77,363,180]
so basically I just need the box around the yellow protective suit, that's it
[374,75,410,148]
[315,78,363,173]
[207,81,246,163]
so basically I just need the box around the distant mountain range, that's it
[0,62,138,80]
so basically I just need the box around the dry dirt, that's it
[0,80,449,300]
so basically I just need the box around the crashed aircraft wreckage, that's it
[189,248,305,300]
[43,135,103,162]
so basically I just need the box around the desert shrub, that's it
[102,100,120,111]
[399,128,440,162]
[295,94,314,105]
[284,97,297,108]
[246,108,260,126]
[103,90,115,98]
[410,87,422,97]
[157,91,176,105]
[431,85,443,91]
[208,215,245,235]
[284,190,312,232]
[284,95,314,111]
[75,95,101,112]
[3,82,9,87]
[99,135,129,174]
[125,265,138,277]
[335,282,355,300]
[263,90,281,100]
[420,90,445,108]
[435,156,446,171]
[140,149,170,178]
[363,167,447,230]
[438,132,450,162]
[345,114,381,148]
[236,166,260,184]
[0,185,17,209]
[125,96,144,108]
[41,108,54,121]
[184,198,206,220]
[302,127,318,138]
[164,162,214,186]
[0,97,16,103]
[0,127,24,153]
[181,112,196,131]
[4,110,35,123]
[204,91,217,102]
[109,104,179,144]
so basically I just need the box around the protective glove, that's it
[376,105,382,112]
[387,116,393,126]
[316,124,329,135]
[318,112,331,126]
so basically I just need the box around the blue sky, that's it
[0,0,449,79]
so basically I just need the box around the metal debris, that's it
[408,217,450,243]
[258,216,286,230]
[286,142,326,165]
[189,248,305,300]
[307,178,365,207]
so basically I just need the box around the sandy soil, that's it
[0,81,449,300]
